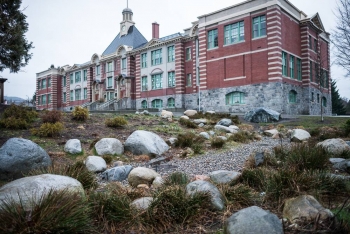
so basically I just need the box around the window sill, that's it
[151,88,163,90]
[252,35,267,40]
[186,59,192,62]
[227,103,245,105]
[207,47,219,51]
[224,40,245,47]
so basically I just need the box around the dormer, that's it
[120,7,135,36]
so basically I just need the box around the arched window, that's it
[151,99,163,108]
[167,98,175,108]
[289,90,297,103]
[141,100,147,109]
[322,97,327,107]
[226,91,245,105]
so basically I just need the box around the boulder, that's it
[209,131,215,136]
[199,132,210,140]
[329,158,345,165]
[215,125,238,133]
[193,119,207,124]
[229,125,240,131]
[291,129,311,142]
[152,176,164,188]
[198,123,205,128]
[142,110,150,115]
[217,118,232,127]
[128,167,160,187]
[0,138,51,180]
[85,156,107,173]
[264,129,278,137]
[244,107,281,123]
[184,109,197,117]
[186,180,225,211]
[161,110,173,119]
[206,111,215,114]
[135,111,140,115]
[0,174,84,209]
[64,139,82,154]
[95,138,124,155]
[347,141,350,147]
[180,115,190,120]
[131,197,153,210]
[255,152,265,167]
[209,170,241,184]
[125,130,169,156]
[101,165,133,182]
[225,206,283,234]
[193,175,210,181]
[283,195,333,224]
[317,138,350,155]
[333,159,350,173]
[217,136,228,141]
[167,137,177,145]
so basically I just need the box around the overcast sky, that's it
[1,0,349,100]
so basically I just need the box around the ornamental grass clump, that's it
[175,132,205,149]
[105,116,128,128]
[164,172,190,186]
[178,118,198,128]
[228,131,253,143]
[72,106,89,121]
[31,122,64,137]
[211,137,226,148]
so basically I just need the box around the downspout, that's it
[196,37,200,112]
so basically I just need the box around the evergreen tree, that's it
[0,0,33,73]
[331,80,346,115]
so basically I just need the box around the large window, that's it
[282,52,287,76]
[322,97,327,107]
[48,94,51,104]
[63,76,66,86]
[168,46,175,62]
[75,71,81,83]
[151,99,163,108]
[252,15,266,38]
[168,98,175,108]
[186,74,192,87]
[48,78,51,87]
[141,100,147,109]
[309,61,313,81]
[70,90,74,101]
[289,55,294,78]
[83,70,87,81]
[226,92,245,105]
[224,21,244,45]
[289,90,297,103]
[309,36,312,49]
[314,38,317,52]
[70,74,74,84]
[84,88,87,99]
[75,89,81,101]
[168,71,175,87]
[151,49,162,66]
[42,95,46,105]
[96,65,100,75]
[63,92,66,103]
[141,53,147,68]
[107,77,113,88]
[151,74,162,90]
[141,76,148,91]
[208,29,218,49]
[107,62,113,72]
[41,79,46,89]
[297,58,302,81]
[186,47,191,60]
[122,58,126,69]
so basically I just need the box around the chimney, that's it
[152,22,159,39]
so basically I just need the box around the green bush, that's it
[41,110,62,123]
[0,189,95,234]
[0,116,29,129]
[164,172,189,186]
[72,106,89,121]
[228,131,253,143]
[211,137,225,148]
[175,132,204,148]
[31,122,64,137]
[344,119,350,136]
[105,116,128,128]
[0,104,38,129]
[190,112,240,124]
[178,118,198,128]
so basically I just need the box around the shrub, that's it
[175,132,204,148]
[192,143,204,154]
[0,189,95,234]
[228,131,253,143]
[344,119,350,136]
[105,116,128,128]
[41,110,62,123]
[164,172,189,186]
[241,168,267,190]
[31,122,64,137]
[211,137,225,148]
[72,106,89,121]
[0,104,38,129]
[178,118,198,128]
[0,116,29,129]
[219,184,256,208]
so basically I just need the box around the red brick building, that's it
[36,0,331,115]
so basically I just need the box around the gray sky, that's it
[1,0,349,100]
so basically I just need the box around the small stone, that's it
[77,125,85,130]
[137,184,149,189]
[198,123,205,128]
[193,175,210,181]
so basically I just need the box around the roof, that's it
[159,32,183,41]
[102,26,148,56]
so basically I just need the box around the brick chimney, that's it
[152,22,159,39]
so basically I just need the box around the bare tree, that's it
[333,0,350,74]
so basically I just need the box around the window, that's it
[48,94,51,104]
[122,58,126,69]
[83,70,87,81]
[309,61,313,81]
[311,92,314,102]
[141,76,148,91]
[252,15,266,38]
[84,88,87,99]
[70,90,74,101]
[168,98,175,108]
[151,99,163,108]
[289,55,294,78]
[322,97,327,107]
[107,77,113,88]
[70,73,74,84]
[314,38,317,52]
[141,100,148,109]
[297,58,302,81]
[107,62,113,72]
[96,65,100,75]
[75,71,81,83]
[186,74,192,86]
[41,79,46,89]
[151,74,162,90]
[186,47,191,60]
[317,93,320,103]
[48,78,51,87]
[63,76,66,86]
[151,49,162,65]
[309,36,312,49]
[226,92,245,104]
[282,52,287,76]
[168,71,175,87]
[141,53,147,68]
[168,46,175,62]
[289,90,297,103]
[315,63,319,81]
[63,92,66,103]
[224,21,244,45]
[42,95,46,105]
[75,89,81,101]
[208,29,218,49]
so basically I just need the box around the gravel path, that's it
[130,137,291,177]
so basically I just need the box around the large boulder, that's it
[85,156,107,173]
[0,174,84,209]
[291,129,311,142]
[161,110,173,119]
[193,119,207,124]
[209,170,241,184]
[199,132,210,140]
[283,195,333,224]
[95,138,124,155]
[215,125,238,133]
[217,118,232,127]
[131,197,154,210]
[125,130,169,156]
[128,167,160,187]
[264,129,278,137]
[101,165,133,182]
[0,138,51,180]
[333,159,350,173]
[64,139,82,154]
[244,108,281,123]
[225,206,283,234]
[184,110,197,117]
[186,180,225,211]
[317,138,350,155]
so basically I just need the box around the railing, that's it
[96,98,119,110]
[80,102,91,108]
